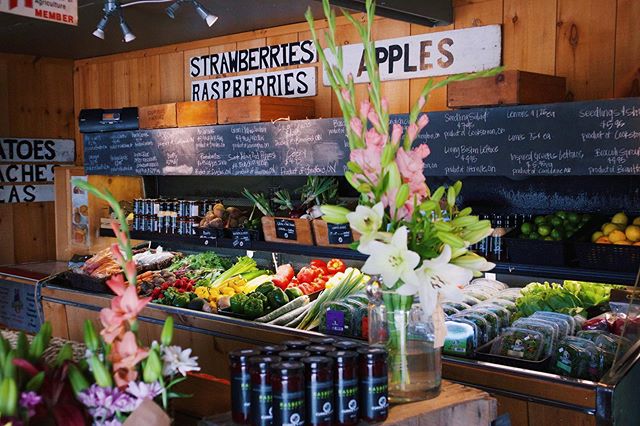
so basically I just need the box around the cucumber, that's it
[255,296,309,323]
[268,302,312,325]
[285,301,316,328]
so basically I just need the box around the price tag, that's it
[231,229,252,248]
[275,218,297,241]
[327,223,352,245]
[199,228,218,246]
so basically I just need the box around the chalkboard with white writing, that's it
[83,98,640,177]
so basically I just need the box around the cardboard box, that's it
[218,96,315,124]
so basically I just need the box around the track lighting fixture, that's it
[119,16,136,42]
[165,0,218,27]
[92,0,136,43]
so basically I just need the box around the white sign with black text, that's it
[0,164,56,183]
[191,67,317,101]
[0,184,54,203]
[0,138,75,163]
[323,25,501,85]
[0,0,77,26]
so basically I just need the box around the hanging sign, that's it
[0,138,75,163]
[323,25,501,85]
[0,0,77,25]
[0,164,55,183]
[191,67,317,101]
[0,184,54,203]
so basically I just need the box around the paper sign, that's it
[0,0,77,26]
[0,184,54,203]
[0,138,75,163]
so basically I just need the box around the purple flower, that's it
[19,391,42,417]
[127,381,163,401]
[78,384,137,422]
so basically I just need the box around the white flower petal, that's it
[396,282,418,296]
[418,284,438,316]
[372,202,384,218]
[390,226,409,250]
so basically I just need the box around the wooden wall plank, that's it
[0,205,16,265]
[503,0,557,75]
[556,0,616,100]
[12,202,52,263]
[159,51,185,102]
[298,27,333,118]
[614,0,640,97]
[453,0,504,28]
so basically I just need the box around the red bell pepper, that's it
[297,266,320,283]
[276,264,295,282]
[310,259,329,275]
[327,258,347,274]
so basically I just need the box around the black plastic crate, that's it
[57,271,110,294]
[503,230,570,267]
[475,339,551,372]
[573,241,640,272]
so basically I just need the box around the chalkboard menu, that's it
[84,98,640,177]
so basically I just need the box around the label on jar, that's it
[231,372,251,420]
[307,381,333,425]
[274,390,305,426]
[361,376,388,420]
[251,384,273,426]
[335,377,359,423]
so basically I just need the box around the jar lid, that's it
[327,350,359,363]
[305,345,335,354]
[282,339,310,349]
[301,356,334,370]
[358,346,388,360]
[272,361,304,377]
[333,341,363,350]
[248,355,281,370]
[309,337,336,345]
[229,349,261,362]
[261,344,287,355]
[279,350,311,360]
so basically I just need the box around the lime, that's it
[556,211,568,220]
[543,236,554,241]
[534,216,547,225]
[551,229,565,240]
[551,217,563,227]
[537,225,551,237]
[521,222,533,235]
[568,213,579,223]
[529,233,540,240]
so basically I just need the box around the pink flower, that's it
[396,144,431,200]
[381,188,415,222]
[124,260,137,283]
[110,220,127,244]
[407,114,430,143]
[100,274,150,343]
[118,285,150,323]
[111,331,149,388]
[390,123,403,146]
[340,88,351,103]
[350,117,363,137]
[111,244,124,265]
[359,100,371,121]
[367,110,381,129]
[381,98,389,112]
[350,143,383,186]
[100,307,125,344]
[364,127,386,149]
[107,274,127,296]
[417,96,426,110]
[417,113,429,131]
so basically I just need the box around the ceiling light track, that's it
[92,0,217,43]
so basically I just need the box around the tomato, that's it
[311,278,326,292]
[310,259,329,275]
[276,264,295,282]
[327,258,347,274]
[297,266,319,283]
[297,283,312,295]
[272,275,290,290]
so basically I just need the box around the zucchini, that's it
[285,301,316,328]
[268,302,312,326]
[255,296,310,323]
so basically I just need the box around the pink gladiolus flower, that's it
[107,274,127,296]
[390,123,403,146]
[417,96,426,110]
[350,117,363,137]
[111,332,149,389]
[367,110,381,129]
[340,88,351,103]
[359,100,371,121]
[396,144,431,199]
[381,188,415,222]
[111,244,124,265]
[381,98,389,112]
[124,260,137,282]
[407,123,419,142]
[350,143,383,186]
[110,220,127,244]
[416,113,429,131]
[364,127,386,149]
[118,285,151,322]
[100,307,125,344]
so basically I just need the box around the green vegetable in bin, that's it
[243,298,265,319]
[230,294,249,314]
[267,288,289,309]
[285,287,304,300]
[256,283,277,295]
[249,291,268,304]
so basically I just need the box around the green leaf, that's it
[15,332,28,359]
[54,343,73,367]
[0,377,17,417]
[25,371,45,392]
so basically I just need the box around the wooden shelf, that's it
[99,228,637,285]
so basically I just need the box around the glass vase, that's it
[367,284,442,403]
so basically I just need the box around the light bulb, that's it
[119,18,136,42]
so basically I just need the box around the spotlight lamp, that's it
[165,0,218,27]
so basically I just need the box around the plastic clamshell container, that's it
[552,336,607,380]
[485,298,517,314]
[444,320,477,357]
[513,318,559,358]
[469,278,509,291]
[442,304,461,317]
[320,301,356,337]
[474,304,511,330]
[531,311,575,337]
[460,295,482,306]
[461,288,493,301]
[452,312,491,344]
[443,302,472,312]
[576,329,608,342]
[466,308,501,338]
[491,327,546,361]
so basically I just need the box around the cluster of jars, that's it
[229,337,388,426]
[132,198,221,235]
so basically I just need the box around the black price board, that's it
[198,228,218,246]
[327,223,353,245]
[275,218,297,240]
[84,98,640,177]
[230,228,252,248]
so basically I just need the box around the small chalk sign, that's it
[230,229,252,248]
[275,218,297,241]
[199,228,218,246]
[327,223,353,245]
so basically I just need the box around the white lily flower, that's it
[450,252,496,273]
[361,226,420,289]
[396,245,473,316]
[347,202,384,253]
[161,346,200,377]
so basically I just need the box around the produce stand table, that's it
[200,381,496,426]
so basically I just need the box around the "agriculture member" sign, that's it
[0,0,77,25]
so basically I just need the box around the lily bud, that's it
[320,205,351,224]
[447,186,456,208]
[161,316,174,346]
[344,171,360,190]
[433,221,453,232]
[451,216,479,228]
[453,180,463,196]
[385,163,402,191]
[380,144,395,167]
[347,161,363,175]
[431,186,445,202]
[458,207,473,217]
[90,355,113,388]
[420,200,438,212]
[84,320,100,352]
[67,364,90,395]
[143,350,162,383]
[436,231,466,248]
[358,183,372,193]
[395,184,410,207]
[0,377,17,417]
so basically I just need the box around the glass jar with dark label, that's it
[272,361,305,426]
[333,341,363,351]
[305,345,336,356]
[261,345,287,355]
[328,350,359,425]
[279,350,311,362]
[249,355,281,426]
[358,347,388,422]
[229,349,261,424]
[283,339,309,350]
[309,337,336,346]
[302,356,334,426]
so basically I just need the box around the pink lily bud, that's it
[381,98,389,112]
[367,110,381,128]
[340,88,351,104]
[350,117,363,137]
[417,113,429,131]
[111,243,124,264]
[359,100,371,121]
[407,123,419,142]
[390,123,403,146]
[417,96,426,110]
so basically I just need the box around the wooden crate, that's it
[447,70,566,108]
[261,216,314,245]
[138,103,177,129]
[217,96,315,124]
[312,219,360,248]
[176,100,217,127]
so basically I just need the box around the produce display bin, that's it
[261,216,314,245]
[311,219,359,248]
[573,242,640,272]
[503,231,570,267]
